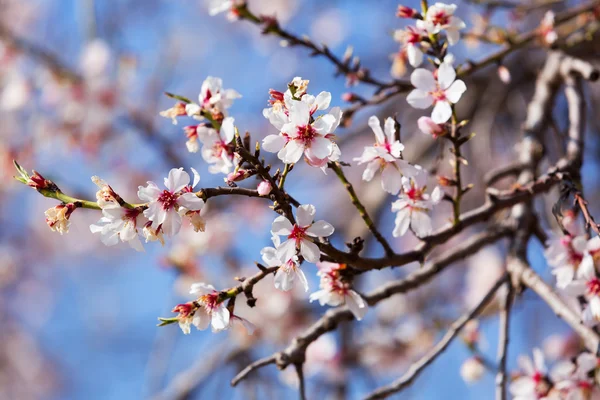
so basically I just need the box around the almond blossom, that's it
[271,204,334,263]
[563,245,600,326]
[510,348,552,400]
[261,235,309,292]
[407,62,467,123]
[544,234,587,289]
[393,24,428,67]
[391,169,442,237]
[309,262,368,321]
[550,353,598,399]
[262,95,341,165]
[89,204,145,252]
[422,3,466,45]
[138,168,205,237]
[188,282,230,332]
[354,116,419,194]
[185,76,241,118]
[195,116,237,174]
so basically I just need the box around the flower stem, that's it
[329,162,395,257]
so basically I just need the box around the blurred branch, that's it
[363,274,508,400]
[495,282,513,400]
[231,224,513,385]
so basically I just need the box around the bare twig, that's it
[230,354,277,387]
[495,282,513,400]
[329,162,396,257]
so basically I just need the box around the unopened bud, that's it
[397,5,417,18]
[257,180,272,196]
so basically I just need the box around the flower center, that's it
[431,11,450,26]
[124,208,141,225]
[211,140,232,158]
[202,89,213,107]
[158,190,178,210]
[199,293,220,313]
[406,185,425,201]
[296,124,317,145]
[587,277,600,296]
[429,87,447,102]
[288,225,308,243]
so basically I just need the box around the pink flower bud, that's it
[342,92,356,102]
[257,180,272,196]
[397,5,417,18]
[27,170,50,190]
[417,116,447,138]
[226,169,252,184]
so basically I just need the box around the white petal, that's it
[407,89,433,109]
[437,62,456,90]
[220,117,235,143]
[296,204,316,227]
[276,239,297,262]
[261,246,281,267]
[407,44,423,67]
[307,136,333,160]
[165,168,190,192]
[300,239,321,263]
[431,101,452,123]
[137,182,161,202]
[262,134,286,153]
[393,208,411,237]
[410,68,436,91]
[161,211,182,237]
[190,282,217,295]
[346,290,368,321]
[381,164,402,195]
[178,193,205,211]
[306,220,335,237]
[313,91,331,111]
[445,80,467,103]
[272,216,293,235]
[192,312,211,331]
[411,210,433,237]
[362,159,380,182]
[384,117,397,144]
[312,114,335,134]
[191,167,201,188]
[211,305,230,332]
[274,267,294,291]
[368,115,385,143]
[296,268,309,292]
[289,101,310,126]
[279,140,305,164]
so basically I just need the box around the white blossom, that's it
[309,262,368,320]
[196,117,237,174]
[90,204,145,251]
[189,282,231,332]
[354,116,419,194]
[460,357,485,383]
[563,244,600,326]
[509,348,551,400]
[138,168,205,237]
[422,3,466,45]
[263,96,341,165]
[391,169,442,237]
[407,62,467,123]
[271,204,334,263]
[393,24,428,67]
[545,234,587,289]
[261,235,309,292]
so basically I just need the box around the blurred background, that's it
[1,0,600,399]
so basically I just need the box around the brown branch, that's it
[363,274,509,400]
[231,224,513,384]
[230,354,277,387]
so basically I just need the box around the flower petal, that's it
[272,216,293,235]
[165,168,190,192]
[368,115,385,143]
[445,80,467,103]
[296,204,316,227]
[407,89,433,109]
[437,62,456,90]
[300,239,321,263]
[431,101,452,123]
[306,220,335,237]
[410,68,436,91]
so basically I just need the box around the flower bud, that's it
[159,102,187,125]
[225,169,253,184]
[257,180,272,196]
[397,5,417,18]
[27,171,51,190]
[460,357,485,383]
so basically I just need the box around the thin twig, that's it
[495,281,513,400]
[329,162,396,257]
[230,355,277,387]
